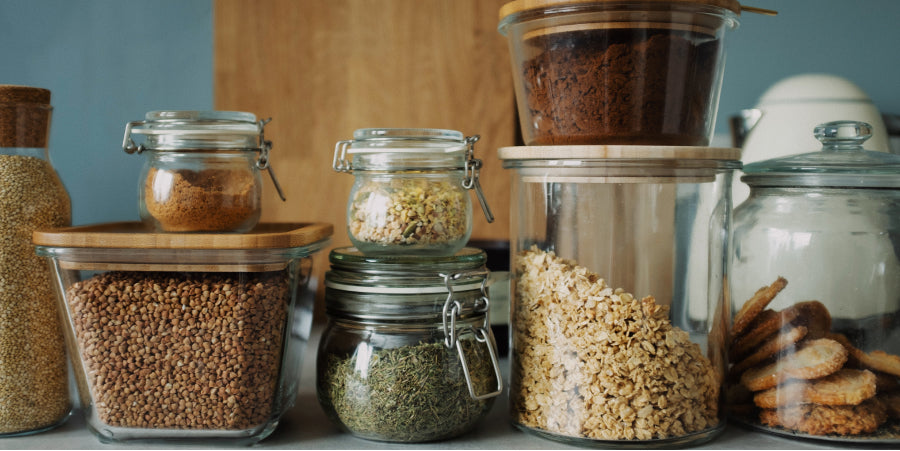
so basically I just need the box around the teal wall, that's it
[1,0,898,225]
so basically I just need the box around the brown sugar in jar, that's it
[144,166,259,232]
[521,28,720,146]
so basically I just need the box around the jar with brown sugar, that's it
[123,110,285,233]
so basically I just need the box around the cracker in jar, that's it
[730,308,801,362]
[759,398,887,436]
[741,338,848,392]
[753,368,877,409]
[787,300,832,339]
[730,325,808,378]
[829,332,900,377]
[732,276,787,339]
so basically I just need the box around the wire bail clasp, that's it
[441,270,503,401]
[462,135,494,223]
[257,118,286,201]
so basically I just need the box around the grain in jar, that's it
[0,84,72,436]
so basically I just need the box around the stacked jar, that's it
[322,128,503,442]
[497,1,744,447]
[30,110,333,445]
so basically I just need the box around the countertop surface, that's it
[1,330,858,450]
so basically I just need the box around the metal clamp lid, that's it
[441,269,503,401]
[122,112,286,201]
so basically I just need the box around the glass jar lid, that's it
[123,110,266,152]
[333,128,471,172]
[742,121,900,188]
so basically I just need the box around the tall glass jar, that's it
[500,145,739,447]
[0,84,72,435]
[333,128,493,256]
[729,121,900,443]
[123,110,285,233]
[316,247,503,442]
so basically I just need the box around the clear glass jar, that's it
[123,110,286,233]
[317,247,503,442]
[33,222,332,445]
[497,0,740,146]
[333,128,493,256]
[500,145,739,447]
[0,84,72,436]
[729,121,900,443]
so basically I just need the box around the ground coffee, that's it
[521,29,720,146]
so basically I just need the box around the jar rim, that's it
[329,246,486,272]
[125,110,266,152]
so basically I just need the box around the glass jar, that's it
[33,222,332,445]
[316,247,503,442]
[123,110,286,233]
[0,84,72,436]
[333,128,493,256]
[500,145,739,447]
[729,121,900,443]
[497,0,741,146]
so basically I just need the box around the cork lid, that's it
[0,84,52,148]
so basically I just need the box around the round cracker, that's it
[759,398,887,436]
[732,277,787,338]
[787,300,832,339]
[730,308,801,361]
[753,369,877,408]
[730,325,808,378]
[741,338,848,392]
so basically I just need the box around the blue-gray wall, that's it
[0,0,212,225]
[1,0,898,225]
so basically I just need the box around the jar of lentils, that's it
[333,128,493,256]
[317,247,503,442]
[0,84,72,435]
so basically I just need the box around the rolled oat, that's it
[511,247,720,441]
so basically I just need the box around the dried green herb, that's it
[319,338,496,442]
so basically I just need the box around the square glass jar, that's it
[500,145,740,447]
[32,222,332,445]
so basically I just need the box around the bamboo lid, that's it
[0,84,52,148]
[33,221,334,250]
[499,0,744,21]
[498,145,741,161]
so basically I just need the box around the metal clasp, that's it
[332,139,353,173]
[122,120,146,154]
[256,118,286,201]
[462,135,494,223]
[441,270,503,401]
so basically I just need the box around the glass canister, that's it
[500,145,740,447]
[728,121,900,443]
[316,247,503,442]
[123,110,286,233]
[0,84,72,436]
[497,0,742,146]
[333,128,493,256]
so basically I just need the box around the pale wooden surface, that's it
[214,1,516,317]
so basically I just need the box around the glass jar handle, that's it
[256,118,287,201]
[463,135,495,223]
[122,120,146,154]
[441,270,503,401]
[333,140,353,172]
[814,120,872,152]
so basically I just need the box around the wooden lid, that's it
[33,221,333,250]
[499,0,743,21]
[498,145,741,161]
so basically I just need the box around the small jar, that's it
[729,121,900,443]
[316,247,503,442]
[123,110,285,233]
[333,128,493,256]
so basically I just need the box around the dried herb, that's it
[319,338,496,442]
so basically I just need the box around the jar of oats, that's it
[123,110,286,233]
[317,247,503,442]
[499,145,739,447]
[0,84,72,436]
[333,128,493,256]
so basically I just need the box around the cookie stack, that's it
[728,276,900,437]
